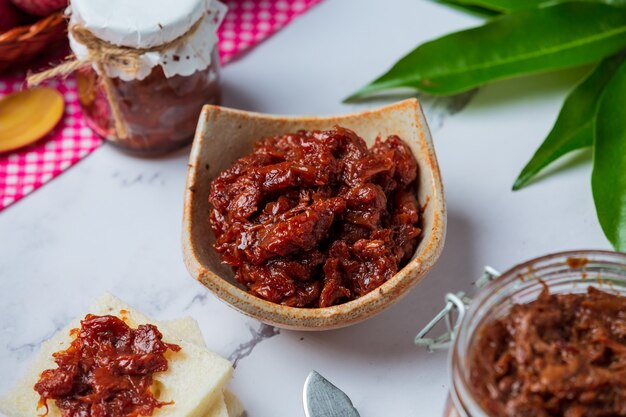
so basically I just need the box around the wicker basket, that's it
[0,12,67,73]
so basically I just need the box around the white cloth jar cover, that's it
[68,0,227,81]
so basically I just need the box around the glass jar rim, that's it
[449,249,626,417]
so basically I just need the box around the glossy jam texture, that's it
[470,287,626,417]
[34,315,180,417]
[209,126,422,308]
[76,49,220,156]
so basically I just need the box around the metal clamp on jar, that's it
[415,250,626,417]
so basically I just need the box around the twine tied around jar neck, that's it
[27,18,205,140]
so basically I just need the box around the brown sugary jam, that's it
[76,49,220,156]
[34,315,180,417]
[470,287,626,417]
[209,126,421,308]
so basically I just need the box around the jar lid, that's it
[72,0,207,48]
[69,0,226,81]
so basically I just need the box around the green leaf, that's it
[513,54,625,190]
[441,0,542,12]
[345,2,626,100]
[441,0,626,13]
[434,0,500,16]
[592,58,626,251]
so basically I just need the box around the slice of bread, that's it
[0,293,233,417]
[162,317,206,347]
[224,390,244,417]
[161,319,243,417]
[205,395,229,417]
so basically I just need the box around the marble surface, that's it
[0,1,612,416]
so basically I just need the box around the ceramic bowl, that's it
[182,99,446,330]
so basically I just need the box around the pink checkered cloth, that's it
[0,0,322,211]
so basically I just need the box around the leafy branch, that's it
[346,1,626,251]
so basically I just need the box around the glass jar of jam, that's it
[76,51,221,156]
[415,250,626,417]
[68,0,226,156]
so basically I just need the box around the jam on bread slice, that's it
[0,294,233,417]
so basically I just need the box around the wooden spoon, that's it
[0,87,65,153]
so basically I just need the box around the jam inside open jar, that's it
[428,250,626,417]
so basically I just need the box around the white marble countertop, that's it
[0,1,612,416]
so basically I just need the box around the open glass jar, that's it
[69,0,226,156]
[416,250,626,417]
